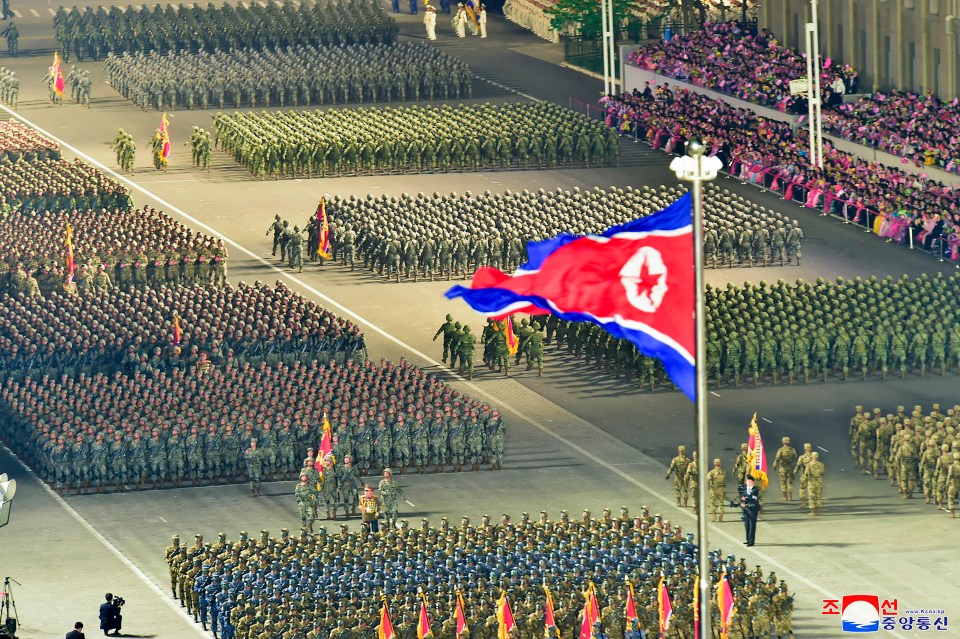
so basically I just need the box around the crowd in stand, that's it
[103,43,472,111]
[600,85,960,260]
[325,184,801,283]
[0,158,132,213]
[627,22,857,110]
[167,513,792,639]
[54,0,398,61]
[0,205,226,294]
[213,104,618,178]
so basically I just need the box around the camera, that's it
[114,596,125,607]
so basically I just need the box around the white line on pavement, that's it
[404,500,417,508]
[29,9,40,17]
[0,104,910,639]
[47,7,56,16]
[709,391,721,397]
[761,417,772,424]
[817,446,829,452]
[159,516,168,523]
[0,441,208,638]
[12,9,21,17]
[822,408,834,412]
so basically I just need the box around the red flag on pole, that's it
[52,52,65,96]
[173,316,182,348]
[496,593,516,639]
[379,602,396,639]
[657,576,672,637]
[625,581,638,624]
[543,586,561,639]
[505,316,519,355]
[417,596,433,639]
[317,197,332,259]
[579,583,600,639]
[317,413,333,466]
[455,591,469,638]
[65,223,75,278]
[159,113,171,160]
[747,412,769,488]
[717,571,736,639]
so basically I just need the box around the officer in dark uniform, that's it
[739,476,761,546]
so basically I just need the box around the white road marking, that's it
[29,9,40,17]
[709,391,721,397]
[821,408,834,412]
[404,499,416,508]
[761,417,772,424]
[48,7,56,16]
[0,440,208,638]
[159,516,168,523]
[0,104,910,639]
[817,446,829,452]
[12,9,21,17]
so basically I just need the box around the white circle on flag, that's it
[619,246,668,312]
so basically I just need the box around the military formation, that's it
[165,513,792,639]
[0,281,363,385]
[0,120,61,163]
[0,204,225,295]
[212,103,619,179]
[849,403,960,517]
[187,127,214,172]
[54,0,398,62]
[65,65,92,107]
[323,185,802,283]
[2,349,505,494]
[0,158,132,213]
[111,128,136,174]
[104,43,472,111]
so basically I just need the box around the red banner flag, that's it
[65,223,75,278]
[693,574,699,639]
[379,602,396,639]
[496,593,516,639]
[52,52,65,96]
[717,572,736,639]
[657,576,672,637]
[747,412,769,489]
[317,197,332,259]
[455,591,469,638]
[625,582,638,624]
[505,316,519,355]
[579,583,599,639]
[160,113,171,160]
[173,316,182,346]
[543,586,560,639]
[417,596,433,639]
[317,413,333,467]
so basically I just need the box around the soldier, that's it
[946,453,960,518]
[378,468,405,529]
[772,436,797,501]
[296,475,315,531]
[732,442,750,486]
[164,534,182,597]
[244,438,264,497]
[683,451,699,510]
[795,442,814,507]
[527,322,544,376]
[664,445,691,507]
[459,325,476,379]
[804,451,825,516]
[433,314,457,364]
[706,458,726,521]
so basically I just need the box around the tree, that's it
[543,0,646,39]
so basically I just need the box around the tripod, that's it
[0,576,19,639]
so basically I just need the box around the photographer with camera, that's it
[98,593,123,636]
[738,476,761,546]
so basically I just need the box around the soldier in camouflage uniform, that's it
[665,445,692,507]
[772,436,797,501]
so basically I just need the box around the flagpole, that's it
[670,138,721,639]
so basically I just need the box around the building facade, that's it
[760,0,960,99]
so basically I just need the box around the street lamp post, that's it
[805,0,824,168]
[669,139,722,639]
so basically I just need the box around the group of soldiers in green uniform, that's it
[433,315,544,379]
[849,403,960,516]
[212,103,619,180]
[0,157,132,213]
[111,128,137,174]
[666,435,826,518]
[54,0,398,62]
[0,205,226,296]
[322,185,802,284]
[295,457,402,530]
[0,21,17,58]
[0,68,20,109]
[187,127,214,172]
[165,510,792,639]
[104,43,472,112]
[266,215,310,272]
[65,65,92,107]
[0,121,61,164]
